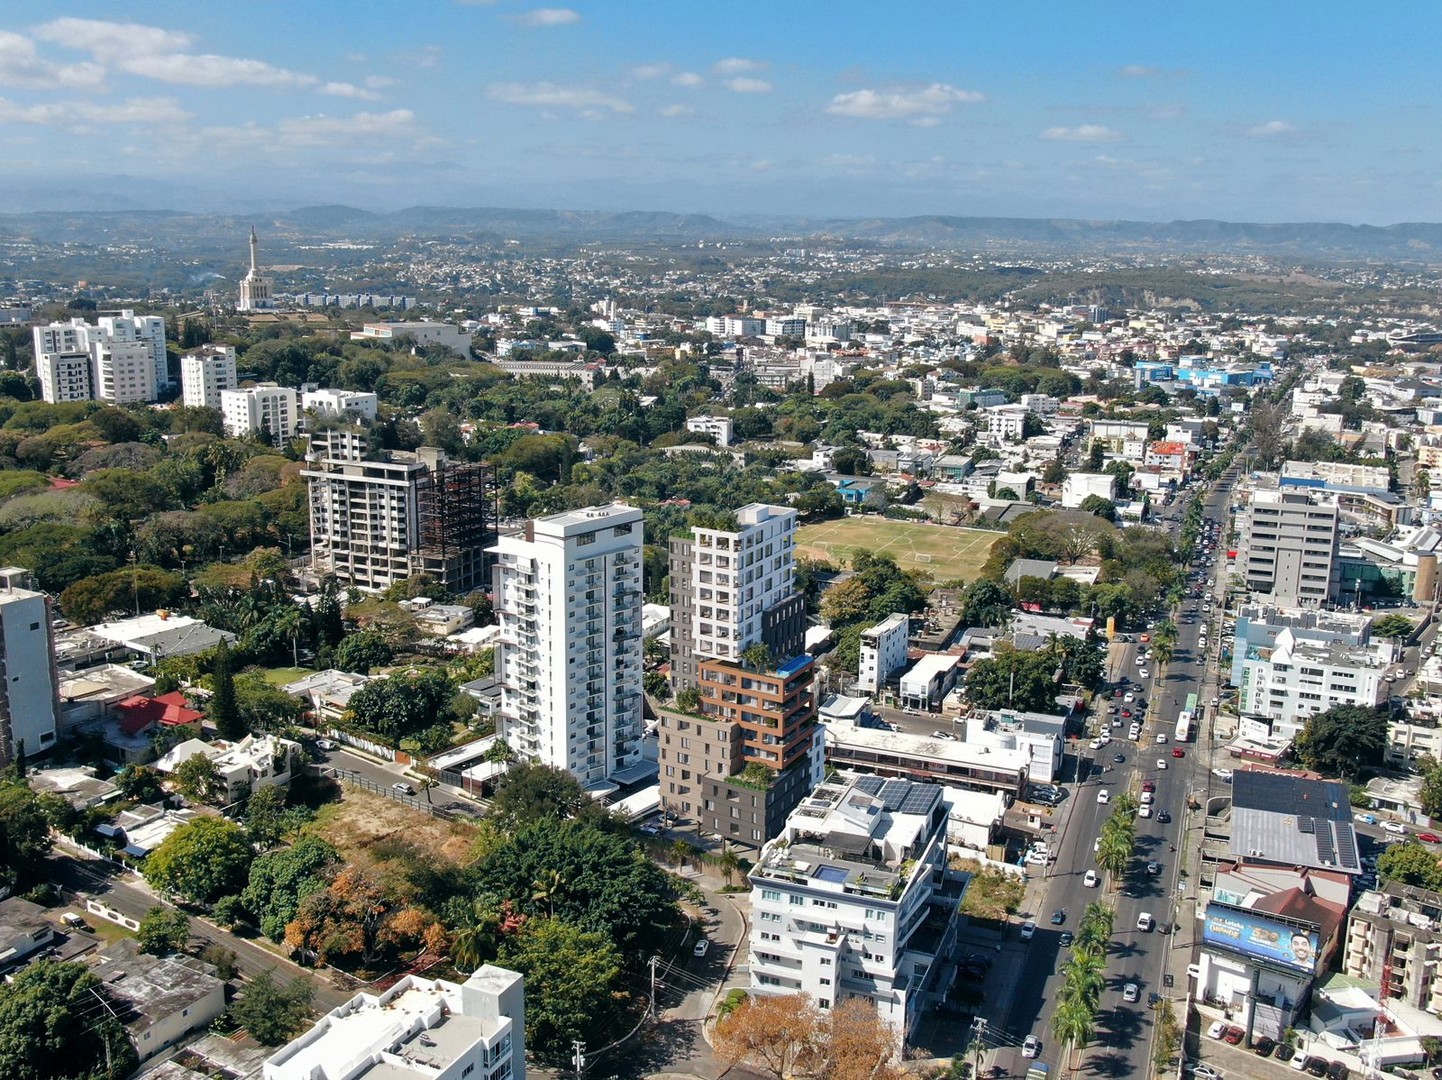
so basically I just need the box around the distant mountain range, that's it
[0,199,1440,261]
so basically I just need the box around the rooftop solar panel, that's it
[1316,829,1335,865]
[1335,827,1359,869]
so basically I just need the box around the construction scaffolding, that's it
[415,459,498,595]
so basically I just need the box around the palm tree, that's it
[531,869,565,918]
[450,902,500,973]
[1097,829,1133,889]
[1050,994,1097,1070]
[274,605,306,669]
[1082,901,1115,940]
[1112,792,1140,818]
[1063,953,1106,1003]
[671,838,695,871]
[716,847,741,887]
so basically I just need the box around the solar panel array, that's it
[1316,828,1335,866]
[1335,826,1359,870]
[1296,817,1316,834]
[848,774,936,814]
[854,775,885,796]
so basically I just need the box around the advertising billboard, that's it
[1202,903,1319,973]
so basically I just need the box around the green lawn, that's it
[795,517,999,582]
[255,666,313,686]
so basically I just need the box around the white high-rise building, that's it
[0,567,60,763]
[668,503,804,692]
[97,310,167,398]
[748,771,959,1047]
[36,349,92,403]
[180,345,238,409]
[490,504,645,789]
[221,383,298,443]
[32,310,166,403]
[238,227,276,312]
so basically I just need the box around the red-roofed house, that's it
[1143,440,1196,472]
[115,692,203,737]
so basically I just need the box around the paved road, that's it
[997,469,1241,1080]
[46,845,355,1011]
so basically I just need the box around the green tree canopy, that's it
[0,959,136,1080]
[227,970,314,1046]
[486,762,612,832]
[137,906,191,956]
[241,834,342,941]
[1377,841,1442,891]
[144,816,254,905]
[0,780,53,892]
[470,820,678,957]
[496,918,625,1067]
[345,669,456,746]
[1295,705,1390,781]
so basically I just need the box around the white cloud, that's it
[32,17,371,93]
[364,75,396,89]
[487,81,633,113]
[725,77,772,94]
[321,81,381,100]
[1119,64,1161,78]
[275,109,418,147]
[826,83,983,122]
[0,95,191,127]
[671,71,704,88]
[660,104,693,117]
[510,8,581,26]
[1040,124,1122,142]
[1248,119,1296,138]
[0,31,105,90]
[631,62,673,80]
[714,57,766,75]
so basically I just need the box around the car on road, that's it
[1157,759,1169,770]
[1156,731,1168,743]
[1097,790,1110,804]
[693,938,710,957]
[1060,931,1074,946]
[1158,810,1172,823]
[1107,704,1119,714]
[1124,692,1136,702]
[1212,696,1221,707]
[931,730,957,741]
[1084,870,1099,887]
[1207,1021,1227,1040]
[1051,909,1066,924]
[1135,655,1146,665]
[1213,768,1234,782]
[1022,1036,1041,1059]
[1123,982,1140,1002]
[1139,668,1150,678]
[1140,790,1154,805]
[316,738,337,750]
[1020,920,1037,941]
[1113,753,1126,763]
[1142,779,1156,792]
[1355,813,1378,825]
[1383,821,1408,835]
[1172,748,1185,757]
[1121,709,1133,718]
[1146,860,1161,875]
[1420,833,1442,844]
[1137,912,1155,931]
[1186,1065,1224,1080]
[1224,1027,1245,1045]
[392,782,416,795]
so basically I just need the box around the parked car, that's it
[1224,1026,1245,1045]
[392,782,416,796]
[1305,1058,1329,1077]
[1274,1044,1296,1063]
[1059,931,1074,947]
[1020,920,1037,941]
[1142,780,1157,792]
[1084,870,1100,887]
[1327,1062,1349,1080]
[1213,768,1234,782]
[1254,1037,1277,1057]
[316,738,337,750]
[1383,821,1408,835]
[1187,1065,1224,1080]
[1022,1036,1041,1059]
[693,938,709,957]
[1206,1021,1227,1040]
[1420,833,1442,845]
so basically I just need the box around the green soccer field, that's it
[794,517,999,582]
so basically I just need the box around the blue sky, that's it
[0,1,1437,222]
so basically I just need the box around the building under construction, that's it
[303,428,497,595]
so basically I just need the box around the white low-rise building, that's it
[1237,627,1393,740]
[302,387,379,423]
[858,613,910,696]
[748,771,963,1048]
[157,733,301,803]
[685,414,734,446]
[353,321,471,356]
[1061,472,1116,509]
[898,654,960,711]
[264,965,525,1080]
[222,383,299,443]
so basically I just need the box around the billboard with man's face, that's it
[1202,903,1320,973]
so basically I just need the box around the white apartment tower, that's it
[748,771,959,1047]
[1237,488,1341,607]
[668,503,805,693]
[858,612,910,695]
[180,345,238,409]
[33,310,166,404]
[238,227,276,312]
[222,383,298,443]
[0,567,60,763]
[491,505,645,789]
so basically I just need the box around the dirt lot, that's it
[308,786,477,867]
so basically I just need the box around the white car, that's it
[1020,920,1037,941]
[1084,870,1100,887]
[1123,982,1140,1003]
[1097,790,1111,804]
[1383,821,1408,835]
[1139,669,1150,679]
[1135,656,1146,666]
[693,938,710,957]
[1124,692,1135,703]
[1156,732,1168,743]
[1138,804,1153,818]
[1022,1035,1041,1059]
[1206,1020,1227,1040]
[1213,768,1233,782]
[1140,790,1154,805]
[1157,759,1168,770]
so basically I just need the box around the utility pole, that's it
[649,955,660,1018]
[572,1039,586,1080]
[89,988,119,1077]
[971,1016,987,1077]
